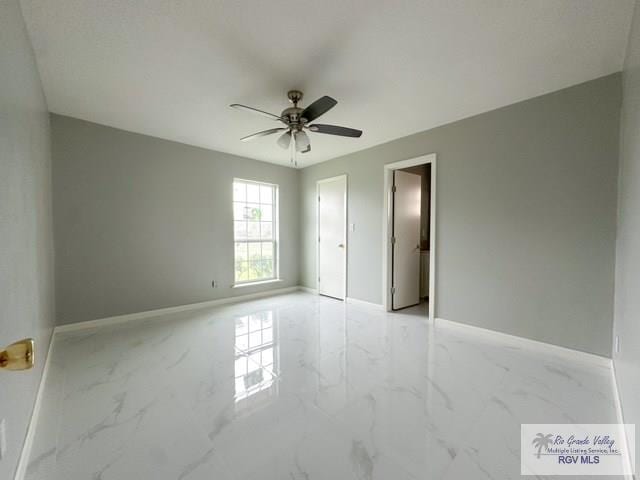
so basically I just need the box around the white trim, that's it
[316,174,349,183]
[298,286,318,295]
[231,178,280,285]
[55,286,299,333]
[345,297,384,309]
[316,174,348,300]
[612,361,636,479]
[14,331,56,480]
[434,317,611,368]
[382,154,437,319]
[232,279,283,288]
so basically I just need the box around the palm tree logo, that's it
[532,433,554,459]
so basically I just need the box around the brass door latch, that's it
[0,338,34,371]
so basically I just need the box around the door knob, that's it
[338,244,345,248]
[0,338,35,371]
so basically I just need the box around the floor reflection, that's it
[24,293,623,480]
[234,310,279,409]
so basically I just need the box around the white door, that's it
[318,176,346,300]
[392,171,421,309]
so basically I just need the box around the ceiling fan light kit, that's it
[231,90,363,166]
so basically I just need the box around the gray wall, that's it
[613,0,640,467]
[300,74,621,357]
[52,115,299,324]
[0,1,55,478]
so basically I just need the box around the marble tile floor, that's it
[25,292,623,480]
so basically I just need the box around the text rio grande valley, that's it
[547,435,620,465]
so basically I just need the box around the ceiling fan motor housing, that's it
[281,106,304,126]
[284,90,305,125]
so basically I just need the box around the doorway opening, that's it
[382,154,436,319]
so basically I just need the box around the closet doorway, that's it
[382,154,436,318]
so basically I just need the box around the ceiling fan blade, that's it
[230,104,282,121]
[240,128,286,142]
[277,130,292,149]
[300,96,337,122]
[294,130,310,152]
[308,124,362,138]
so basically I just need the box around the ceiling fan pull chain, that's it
[292,141,298,167]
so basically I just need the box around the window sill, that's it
[232,279,283,289]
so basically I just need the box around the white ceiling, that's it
[21,0,634,168]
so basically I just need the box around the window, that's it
[233,179,278,284]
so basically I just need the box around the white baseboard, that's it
[297,286,317,294]
[434,317,611,368]
[612,361,636,479]
[345,297,384,309]
[14,331,56,480]
[56,286,300,333]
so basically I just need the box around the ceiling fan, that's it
[230,90,362,161]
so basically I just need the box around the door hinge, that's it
[318,236,320,243]
[391,185,397,193]
[391,236,396,244]
[318,195,321,202]
[318,277,320,282]
[391,287,396,295]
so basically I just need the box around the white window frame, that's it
[232,179,280,286]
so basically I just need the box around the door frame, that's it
[382,154,436,319]
[316,174,348,300]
